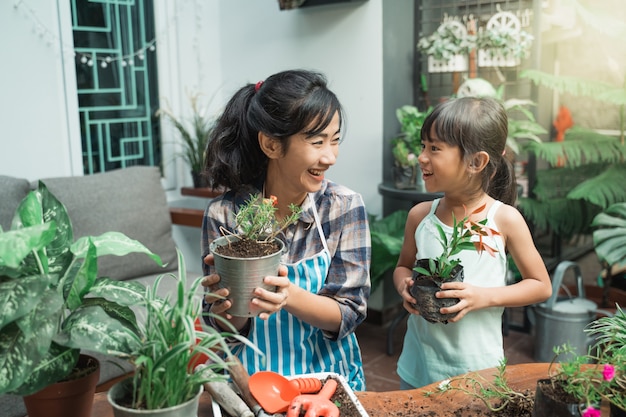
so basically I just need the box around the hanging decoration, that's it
[417,17,474,73]
[11,0,184,69]
[476,10,534,68]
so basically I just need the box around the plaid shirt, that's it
[201,179,371,338]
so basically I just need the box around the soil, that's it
[213,238,281,258]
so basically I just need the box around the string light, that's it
[13,0,183,69]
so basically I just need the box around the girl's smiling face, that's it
[418,125,467,193]
[266,111,341,196]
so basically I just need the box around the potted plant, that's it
[0,182,165,417]
[156,92,216,188]
[391,105,431,190]
[476,11,533,67]
[417,20,475,73]
[209,193,302,317]
[106,252,240,417]
[409,203,500,323]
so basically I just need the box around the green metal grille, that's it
[71,0,161,174]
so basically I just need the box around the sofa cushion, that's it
[0,175,30,232]
[41,166,178,281]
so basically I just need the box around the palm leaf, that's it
[521,70,618,103]
[525,128,626,168]
[567,164,626,209]
[591,202,626,269]
[518,197,601,237]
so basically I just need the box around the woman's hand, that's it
[201,253,290,321]
[253,265,289,320]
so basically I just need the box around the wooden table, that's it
[90,363,552,417]
[356,362,551,417]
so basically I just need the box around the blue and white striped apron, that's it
[233,194,365,391]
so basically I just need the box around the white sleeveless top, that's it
[397,198,507,388]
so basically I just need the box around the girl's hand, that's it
[253,265,289,320]
[398,276,420,315]
[437,281,485,322]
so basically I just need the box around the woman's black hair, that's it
[421,96,517,205]
[203,69,343,191]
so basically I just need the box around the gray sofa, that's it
[0,166,203,416]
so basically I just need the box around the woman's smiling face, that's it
[269,111,341,195]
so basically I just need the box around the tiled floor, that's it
[356,249,603,392]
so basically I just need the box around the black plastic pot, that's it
[533,378,582,417]
[409,259,463,324]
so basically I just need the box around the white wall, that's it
[1,0,384,216]
[215,0,384,215]
[1,0,82,181]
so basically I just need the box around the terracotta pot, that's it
[107,378,203,417]
[22,354,100,417]
[533,378,582,417]
[409,259,463,324]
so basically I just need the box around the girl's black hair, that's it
[203,69,343,190]
[421,96,517,205]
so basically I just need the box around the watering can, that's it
[529,261,613,363]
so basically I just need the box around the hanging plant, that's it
[417,20,475,73]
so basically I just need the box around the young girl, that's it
[394,96,552,389]
[200,69,370,390]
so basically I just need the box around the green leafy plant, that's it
[111,253,238,410]
[368,210,408,293]
[413,204,500,280]
[476,26,533,60]
[417,22,476,61]
[592,202,626,284]
[233,193,302,242]
[391,105,431,166]
[156,92,215,183]
[429,359,534,414]
[0,182,164,396]
[516,6,626,237]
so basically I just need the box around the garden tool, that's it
[196,364,254,417]
[228,356,283,417]
[286,378,339,417]
[248,370,323,414]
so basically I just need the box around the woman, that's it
[200,69,370,390]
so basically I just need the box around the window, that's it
[71,0,161,174]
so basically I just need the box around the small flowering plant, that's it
[546,306,626,416]
[414,203,501,281]
[233,193,302,242]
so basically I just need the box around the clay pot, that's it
[22,354,100,417]
[409,259,463,324]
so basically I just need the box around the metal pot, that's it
[529,261,613,362]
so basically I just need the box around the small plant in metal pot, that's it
[210,193,302,317]
[410,203,500,323]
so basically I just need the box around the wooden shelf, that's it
[169,187,224,228]
[169,207,204,228]
[180,187,224,198]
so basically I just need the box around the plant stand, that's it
[477,49,520,67]
[428,55,468,73]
